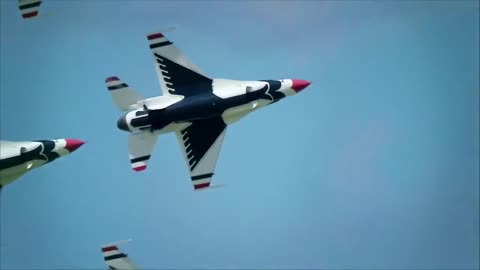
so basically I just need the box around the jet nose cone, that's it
[64,139,85,152]
[291,79,311,93]
[117,115,129,132]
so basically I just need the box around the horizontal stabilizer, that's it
[105,76,144,112]
[128,132,158,172]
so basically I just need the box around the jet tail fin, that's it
[105,76,144,111]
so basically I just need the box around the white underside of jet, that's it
[105,30,310,191]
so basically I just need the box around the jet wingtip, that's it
[105,76,119,83]
[147,26,176,40]
[133,165,146,172]
[147,32,164,40]
[101,245,118,252]
[22,11,39,19]
[101,239,132,249]
[193,183,224,191]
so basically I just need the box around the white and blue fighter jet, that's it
[0,138,85,190]
[105,30,311,191]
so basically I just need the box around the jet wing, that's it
[175,118,227,190]
[18,0,42,19]
[146,31,213,97]
[101,243,138,270]
[128,132,158,172]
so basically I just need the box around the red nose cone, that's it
[65,139,85,152]
[291,79,311,93]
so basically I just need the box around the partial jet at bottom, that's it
[18,0,42,19]
[101,240,138,270]
[0,139,85,189]
[106,30,311,191]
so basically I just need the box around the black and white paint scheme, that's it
[0,138,85,189]
[101,240,138,270]
[106,30,311,191]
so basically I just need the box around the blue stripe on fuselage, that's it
[34,140,60,162]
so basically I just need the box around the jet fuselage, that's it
[105,30,312,189]
[0,139,85,188]
[117,78,310,134]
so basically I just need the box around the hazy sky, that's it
[1,0,479,269]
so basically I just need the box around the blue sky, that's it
[1,0,479,269]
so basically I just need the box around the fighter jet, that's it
[106,30,311,191]
[101,240,138,270]
[18,0,42,19]
[0,138,85,189]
